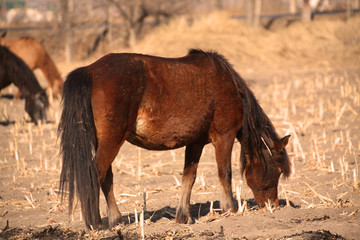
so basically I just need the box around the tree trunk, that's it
[355,0,360,10]
[289,0,297,14]
[106,2,113,43]
[216,0,223,10]
[60,0,74,63]
[246,0,262,27]
[127,27,136,48]
[246,0,254,26]
[253,0,262,27]
[346,0,352,20]
[302,0,312,22]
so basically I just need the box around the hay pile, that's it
[113,12,360,74]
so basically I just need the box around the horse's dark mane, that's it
[0,45,45,100]
[188,49,206,55]
[188,49,290,178]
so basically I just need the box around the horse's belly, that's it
[126,114,208,150]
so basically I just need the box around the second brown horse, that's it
[59,49,291,229]
[0,35,63,98]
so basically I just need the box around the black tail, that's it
[58,67,101,229]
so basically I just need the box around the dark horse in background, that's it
[0,45,48,123]
[0,33,63,99]
[59,49,291,230]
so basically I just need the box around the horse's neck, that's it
[11,64,42,96]
[14,75,42,96]
[38,53,62,85]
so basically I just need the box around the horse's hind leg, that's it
[92,77,141,228]
[176,143,204,224]
[213,132,237,213]
[93,113,132,228]
[95,138,125,228]
[101,165,123,228]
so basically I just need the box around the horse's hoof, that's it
[176,214,194,224]
[187,217,195,224]
[88,221,104,231]
[109,216,123,229]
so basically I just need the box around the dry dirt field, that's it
[0,12,360,239]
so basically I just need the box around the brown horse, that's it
[0,45,48,123]
[59,49,291,230]
[0,35,63,98]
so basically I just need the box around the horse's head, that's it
[242,135,290,208]
[25,89,49,124]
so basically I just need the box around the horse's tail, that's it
[58,67,101,229]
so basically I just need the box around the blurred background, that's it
[0,0,359,71]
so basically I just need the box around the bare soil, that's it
[0,13,360,240]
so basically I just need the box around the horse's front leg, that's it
[176,143,204,224]
[101,165,123,228]
[213,133,237,213]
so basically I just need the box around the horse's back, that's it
[0,37,44,69]
[88,52,243,150]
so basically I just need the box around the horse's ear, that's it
[276,135,290,152]
[274,135,291,153]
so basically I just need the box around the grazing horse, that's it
[0,45,48,123]
[59,49,291,229]
[0,34,63,98]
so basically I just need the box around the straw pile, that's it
[112,12,360,73]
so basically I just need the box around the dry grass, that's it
[109,12,360,74]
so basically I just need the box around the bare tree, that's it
[346,0,359,20]
[107,0,191,47]
[253,0,262,27]
[246,0,254,26]
[216,0,223,10]
[302,0,312,22]
[246,0,262,27]
[289,0,297,14]
[58,0,74,63]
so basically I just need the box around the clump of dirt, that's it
[1,225,85,240]
[0,226,348,240]
[284,230,346,240]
